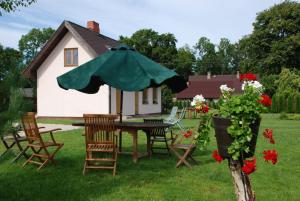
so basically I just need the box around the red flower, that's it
[263,150,278,164]
[240,73,257,81]
[201,104,209,113]
[212,150,223,163]
[183,130,193,138]
[263,128,275,144]
[242,158,256,175]
[259,94,272,107]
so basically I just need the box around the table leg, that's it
[119,131,122,152]
[131,130,138,163]
[146,132,151,158]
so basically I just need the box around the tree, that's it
[120,29,177,69]
[0,0,37,15]
[275,68,300,97]
[239,1,300,74]
[174,45,195,80]
[0,44,22,112]
[0,44,31,136]
[19,27,55,65]
[194,37,222,75]
[218,38,241,74]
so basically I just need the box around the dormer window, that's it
[64,48,78,67]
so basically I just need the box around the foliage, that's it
[0,88,32,136]
[260,74,279,97]
[275,68,300,97]
[194,37,221,74]
[238,1,300,74]
[161,87,173,113]
[219,82,268,160]
[279,112,300,120]
[0,0,36,15]
[19,27,55,65]
[0,44,22,113]
[174,45,195,80]
[194,37,241,75]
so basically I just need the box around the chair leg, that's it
[37,159,49,171]
[165,139,171,156]
[83,160,87,175]
[176,149,192,168]
[12,146,29,163]
[113,150,118,176]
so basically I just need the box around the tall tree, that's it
[194,37,221,75]
[174,45,195,80]
[217,38,240,74]
[120,29,177,69]
[239,1,300,74]
[0,44,31,136]
[19,27,55,65]
[0,0,37,15]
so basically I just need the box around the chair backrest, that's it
[21,112,42,144]
[166,106,178,120]
[83,114,118,145]
[143,119,165,137]
[178,108,187,120]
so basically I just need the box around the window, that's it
[64,48,78,67]
[142,89,148,104]
[152,87,158,104]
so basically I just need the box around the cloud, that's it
[0,0,286,49]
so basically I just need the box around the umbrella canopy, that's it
[57,44,187,93]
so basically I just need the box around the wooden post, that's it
[119,90,123,151]
[228,159,255,201]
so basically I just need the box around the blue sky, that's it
[0,0,290,49]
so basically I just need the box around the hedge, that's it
[271,94,300,113]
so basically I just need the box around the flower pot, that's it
[212,116,261,159]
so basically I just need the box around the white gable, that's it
[37,32,109,117]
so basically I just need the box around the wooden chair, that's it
[143,119,173,156]
[83,114,119,176]
[21,113,63,170]
[169,133,197,168]
[0,128,28,162]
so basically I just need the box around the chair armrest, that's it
[39,128,62,134]
[38,126,45,129]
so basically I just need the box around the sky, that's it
[0,0,291,49]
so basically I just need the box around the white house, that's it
[23,20,161,118]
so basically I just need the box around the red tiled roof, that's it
[176,74,253,99]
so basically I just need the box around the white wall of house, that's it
[110,87,162,115]
[110,88,135,116]
[37,32,109,117]
[138,87,161,114]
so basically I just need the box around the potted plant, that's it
[190,74,278,201]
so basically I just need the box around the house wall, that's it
[37,32,109,117]
[138,87,161,114]
[110,87,161,115]
[110,88,135,115]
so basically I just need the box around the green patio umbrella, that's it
[57,44,187,122]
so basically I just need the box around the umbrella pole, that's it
[119,90,123,151]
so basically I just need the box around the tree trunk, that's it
[228,159,255,201]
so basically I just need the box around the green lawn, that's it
[0,114,299,201]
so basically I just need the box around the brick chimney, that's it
[87,21,100,33]
[207,71,211,79]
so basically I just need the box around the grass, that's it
[0,114,299,201]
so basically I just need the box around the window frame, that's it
[64,48,78,67]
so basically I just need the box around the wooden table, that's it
[72,121,172,163]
